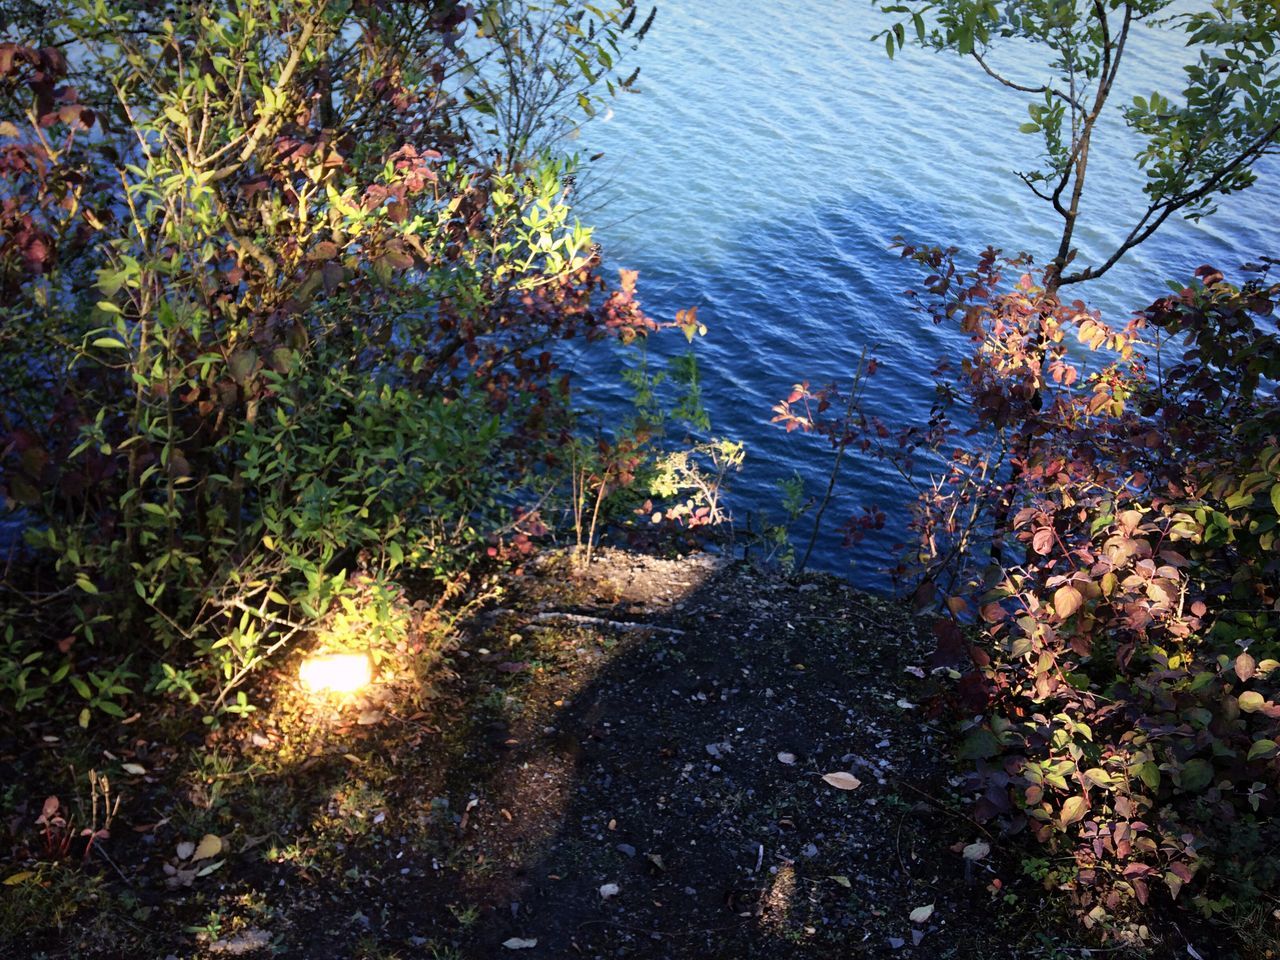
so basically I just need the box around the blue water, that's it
[571,2,1280,577]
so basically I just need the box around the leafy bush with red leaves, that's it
[898,248,1280,929]
[779,243,1280,933]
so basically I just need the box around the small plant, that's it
[565,294,738,564]
[771,345,879,572]
[34,797,73,861]
[33,770,119,864]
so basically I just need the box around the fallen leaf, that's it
[962,840,991,861]
[599,882,620,899]
[909,903,934,924]
[777,751,797,765]
[175,841,195,860]
[822,771,862,791]
[828,875,851,888]
[196,858,225,877]
[357,709,383,725]
[3,871,35,885]
[121,763,146,776]
[192,833,222,861]
[502,938,538,950]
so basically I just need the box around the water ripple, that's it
[579,2,1280,577]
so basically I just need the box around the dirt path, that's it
[406,551,1046,959]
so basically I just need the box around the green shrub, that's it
[0,0,653,719]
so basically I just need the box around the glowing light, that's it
[299,653,371,694]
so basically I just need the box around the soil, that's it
[1,549,1086,959]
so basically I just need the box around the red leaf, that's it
[1235,653,1257,682]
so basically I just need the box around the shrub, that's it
[899,249,1280,929]
[0,0,654,719]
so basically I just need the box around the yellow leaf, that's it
[1054,584,1083,619]
[1059,795,1089,828]
[3,871,35,885]
[192,833,222,862]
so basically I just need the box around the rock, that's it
[208,929,270,955]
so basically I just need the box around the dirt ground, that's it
[3,550,1096,959]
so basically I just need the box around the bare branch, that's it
[970,49,1084,112]
[1016,170,1055,204]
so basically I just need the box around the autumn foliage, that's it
[779,244,1280,929]
[908,248,1280,928]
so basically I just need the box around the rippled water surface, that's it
[572,2,1280,578]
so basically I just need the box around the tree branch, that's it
[970,49,1084,112]
[1016,170,1055,203]
[206,10,322,183]
[1059,118,1280,286]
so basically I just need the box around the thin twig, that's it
[891,778,995,840]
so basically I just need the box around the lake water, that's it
[572,1,1280,579]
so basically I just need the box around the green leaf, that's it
[1248,739,1278,761]
[1137,761,1161,791]
[1271,482,1280,516]
[957,727,1000,760]
[1179,758,1214,792]
[92,337,129,350]
[1083,768,1114,790]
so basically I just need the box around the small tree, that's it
[875,0,1280,292]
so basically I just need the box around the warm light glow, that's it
[299,653,372,694]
